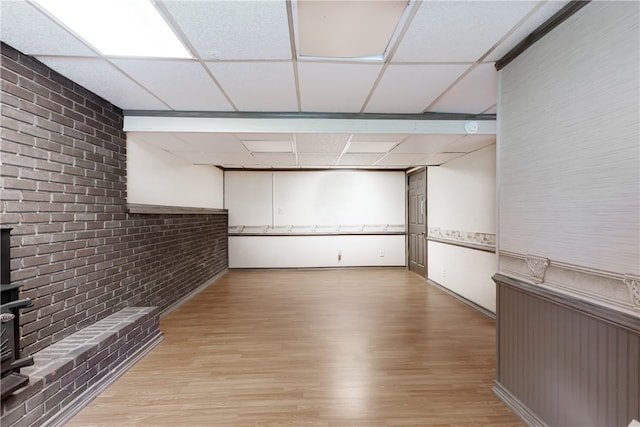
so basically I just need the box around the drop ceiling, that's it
[0,0,570,169]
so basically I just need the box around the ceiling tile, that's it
[393,1,539,62]
[364,64,470,113]
[207,61,297,111]
[236,133,294,141]
[177,133,246,153]
[295,134,350,153]
[298,62,383,112]
[298,153,341,166]
[337,153,385,166]
[1,0,98,57]
[376,153,429,166]
[36,57,167,109]
[253,153,297,166]
[445,135,495,153]
[347,142,398,153]
[419,152,466,166]
[127,132,188,151]
[161,0,291,60]
[427,63,497,114]
[244,140,293,153]
[171,151,258,166]
[111,59,233,111]
[487,1,571,62]
[391,134,462,154]
[350,134,408,143]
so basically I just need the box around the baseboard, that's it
[426,279,496,319]
[229,266,407,272]
[493,380,547,427]
[160,268,228,319]
[41,332,164,427]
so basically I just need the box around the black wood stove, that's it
[1,228,34,400]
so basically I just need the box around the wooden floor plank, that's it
[66,270,522,426]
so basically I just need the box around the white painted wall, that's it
[229,235,405,268]
[427,241,496,312]
[428,145,496,233]
[225,170,406,268]
[427,144,497,312]
[127,138,224,208]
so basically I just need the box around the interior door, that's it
[408,169,426,277]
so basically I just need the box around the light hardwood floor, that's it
[66,270,523,426]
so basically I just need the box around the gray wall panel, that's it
[494,274,640,426]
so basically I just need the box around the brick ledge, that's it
[0,307,162,427]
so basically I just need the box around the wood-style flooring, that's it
[66,269,522,426]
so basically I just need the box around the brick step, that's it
[0,307,162,427]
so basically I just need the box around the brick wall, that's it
[0,42,228,357]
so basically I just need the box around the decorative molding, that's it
[624,274,640,309]
[525,255,550,284]
[427,227,495,247]
[498,251,640,316]
[426,237,495,254]
[493,273,640,334]
[229,224,406,236]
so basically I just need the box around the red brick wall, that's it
[0,42,228,356]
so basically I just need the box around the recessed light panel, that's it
[296,0,409,60]
[33,0,191,58]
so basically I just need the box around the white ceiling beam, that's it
[123,116,495,135]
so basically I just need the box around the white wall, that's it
[427,144,497,312]
[225,170,406,268]
[498,1,639,313]
[229,235,405,268]
[127,138,224,208]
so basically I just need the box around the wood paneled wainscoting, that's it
[66,270,521,426]
[493,274,640,427]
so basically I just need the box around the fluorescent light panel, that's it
[296,0,409,60]
[33,0,191,58]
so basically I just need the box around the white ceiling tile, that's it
[298,153,341,166]
[298,62,383,112]
[487,1,571,62]
[1,0,98,57]
[161,0,291,60]
[445,135,495,153]
[347,142,398,153]
[236,133,294,141]
[244,140,293,153]
[252,153,297,166]
[171,151,258,166]
[427,63,497,114]
[207,61,297,111]
[483,105,497,114]
[350,134,408,143]
[419,152,466,166]
[111,59,233,111]
[364,64,469,113]
[391,134,462,154]
[393,1,539,62]
[295,134,350,153]
[337,153,385,166]
[177,133,246,153]
[36,57,167,109]
[376,153,429,166]
[127,132,188,151]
